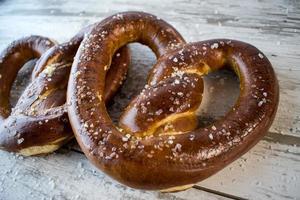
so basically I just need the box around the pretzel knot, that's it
[67,11,279,190]
[0,27,130,155]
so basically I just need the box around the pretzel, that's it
[68,11,279,190]
[0,27,130,155]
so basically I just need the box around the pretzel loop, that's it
[0,36,56,120]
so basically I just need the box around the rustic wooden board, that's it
[0,0,299,199]
[0,150,229,200]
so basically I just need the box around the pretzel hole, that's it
[197,67,239,127]
[10,59,37,107]
[107,43,155,122]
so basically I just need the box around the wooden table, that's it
[0,0,299,199]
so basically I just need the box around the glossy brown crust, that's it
[0,29,130,154]
[0,36,56,120]
[67,12,279,190]
[32,25,130,101]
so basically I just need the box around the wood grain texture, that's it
[0,0,299,199]
[0,150,229,200]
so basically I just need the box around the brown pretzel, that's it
[0,26,130,155]
[68,12,279,190]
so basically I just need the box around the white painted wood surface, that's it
[0,0,299,199]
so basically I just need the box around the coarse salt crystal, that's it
[155,109,163,115]
[174,79,180,84]
[210,43,219,49]
[189,134,195,141]
[177,92,183,96]
[263,92,267,97]
[258,101,264,107]
[17,138,24,144]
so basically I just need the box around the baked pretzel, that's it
[68,12,279,190]
[0,27,130,155]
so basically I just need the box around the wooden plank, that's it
[0,0,299,199]
[199,138,300,200]
[0,150,228,200]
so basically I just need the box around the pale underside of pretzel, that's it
[68,11,279,190]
